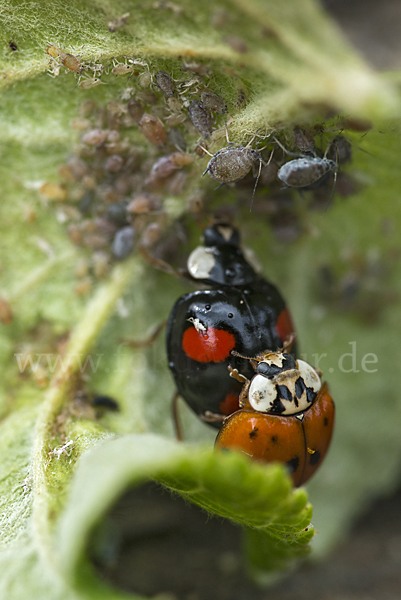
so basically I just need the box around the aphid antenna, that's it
[249,146,274,212]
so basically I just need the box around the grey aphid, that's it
[200,91,227,114]
[204,146,260,184]
[327,135,352,165]
[112,226,135,260]
[277,157,337,188]
[155,70,175,98]
[188,100,213,139]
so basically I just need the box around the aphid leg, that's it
[272,135,301,158]
[249,146,274,212]
[72,73,83,91]
[172,391,183,441]
[249,157,262,212]
[122,320,168,348]
[224,122,233,146]
[200,146,214,158]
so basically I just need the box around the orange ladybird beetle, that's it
[215,346,335,486]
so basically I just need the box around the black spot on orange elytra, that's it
[249,427,258,439]
[286,456,300,473]
[309,449,321,466]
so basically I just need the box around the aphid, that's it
[153,1,183,14]
[61,52,82,73]
[223,36,248,53]
[112,226,135,260]
[277,157,337,188]
[107,13,130,32]
[146,152,193,186]
[182,62,211,77]
[78,77,106,90]
[166,97,182,113]
[139,114,166,146]
[46,44,62,58]
[9,41,18,52]
[138,71,152,88]
[106,203,128,226]
[327,135,352,165]
[127,99,144,123]
[201,91,227,114]
[81,129,108,146]
[104,154,124,172]
[203,145,261,185]
[155,70,175,97]
[188,100,213,138]
[293,126,315,154]
[39,182,67,201]
[111,62,136,76]
[127,194,161,214]
[165,112,187,127]
[140,223,163,248]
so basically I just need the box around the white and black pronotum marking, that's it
[231,350,321,416]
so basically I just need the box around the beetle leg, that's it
[239,379,251,408]
[122,319,168,348]
[228,365,248,383]
[200,411,226,423]
[172,391,183,441]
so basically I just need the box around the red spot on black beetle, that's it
[182,326,236,363]
[276,308,295,343]
[219,392,240,415]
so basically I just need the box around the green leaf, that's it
[1,0,401,597]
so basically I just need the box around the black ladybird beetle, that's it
[166,223,296,428]
[216,348,335,486]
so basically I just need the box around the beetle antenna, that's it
[281,333,297,353]
[231,350,259,362]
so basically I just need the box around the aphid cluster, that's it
[46,49,351,293]
[49,57,238,289]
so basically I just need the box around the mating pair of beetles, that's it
[166,223,335,487]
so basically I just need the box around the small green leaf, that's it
[58,435,313,594]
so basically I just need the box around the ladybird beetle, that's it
[215,349,335,486]
[166,223,296,427]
